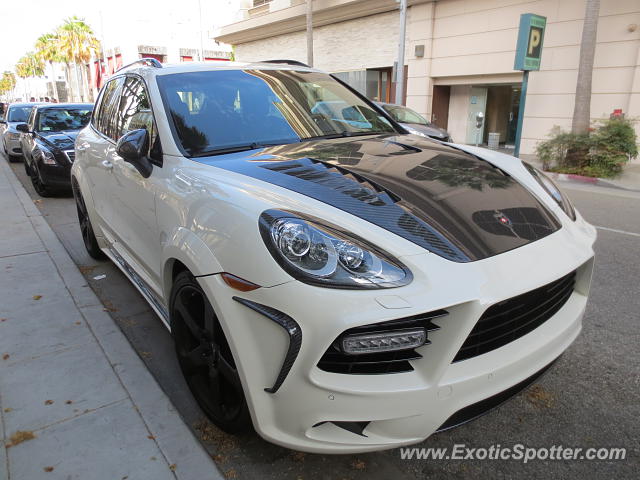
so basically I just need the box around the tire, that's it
[72,181,105,260]
[30,165,51,197]
[170,270,252,433]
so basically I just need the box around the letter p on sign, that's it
[528,27,542,57]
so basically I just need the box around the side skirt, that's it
[102,245,171,330]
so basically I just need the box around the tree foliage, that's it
[11,16,100,101]
[0,71,17,96]
[15,52,45,79]
[54,16,100,64]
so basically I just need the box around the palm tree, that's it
[35,33,63,101]
[15,53,45,100]
[0,71,17,101]
[571,0,600,134]
[54,16,99,102]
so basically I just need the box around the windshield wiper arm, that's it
[301,131,389,141]
[191,142,283,158]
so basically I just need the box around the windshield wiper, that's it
[191,142,289,158]
[301,131,390,142]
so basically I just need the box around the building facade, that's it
[216,0,640,155]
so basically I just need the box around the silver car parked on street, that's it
[1,103,41,161]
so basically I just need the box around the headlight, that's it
[403,125,428,138]
[37,147,57,165]
[259,210,412,289]
[523,163,576,221]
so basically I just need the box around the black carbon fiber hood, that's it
[197,135,561,262]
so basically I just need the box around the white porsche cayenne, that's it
[72,59,596,453]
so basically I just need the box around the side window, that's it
[28,108,37,130]
[116,76,154,141]
[93,78,123,140]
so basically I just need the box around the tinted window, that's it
[7,106,32,123]
[383,105,428,126]
[156,70,395,156]
[27,107,37,130]
[37,108,92,132]
[116,77,154,139]
[93,78,123,139]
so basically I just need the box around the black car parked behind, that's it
[18,103,93,196]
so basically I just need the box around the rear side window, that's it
[27,107,37,130]
[93,78,123,140]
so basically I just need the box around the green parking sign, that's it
[514,13,547,71]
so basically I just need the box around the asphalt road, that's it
[5,154,638,479]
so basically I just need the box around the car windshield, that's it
[7,106,32,123]
[382,104,429,126]
[156,69,396,156]
[37,108,92,132]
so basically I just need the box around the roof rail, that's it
[262,59,310,68]
[116,57,163,73]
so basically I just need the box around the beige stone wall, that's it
[234,11,400,72]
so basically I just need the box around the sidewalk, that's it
[0,159,222,479]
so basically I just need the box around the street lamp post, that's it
[306,0,313,67]
[395,0,407,105]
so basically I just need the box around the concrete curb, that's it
[0,158,223,480]
[545,171,640,193]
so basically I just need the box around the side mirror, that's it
[15,123,29,133]
[116,129,153,178]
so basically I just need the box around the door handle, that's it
[101,160,113,170]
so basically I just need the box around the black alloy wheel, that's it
[72,182,105,259]
[170,271,251,433]
[30,164,51,197]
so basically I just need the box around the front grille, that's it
[317,310,447,374]
[453,270,576,362]
[64,150,75,163]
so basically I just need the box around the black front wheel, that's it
[170,271,252,433]
[30,165,51,197]
[72,182,105,260]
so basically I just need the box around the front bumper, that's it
[5,136,22,155]
[197,214,597,453]
[36,156,72,188]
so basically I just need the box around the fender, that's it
[161,226,224,299]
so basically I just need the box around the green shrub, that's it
[535,117,638,178]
